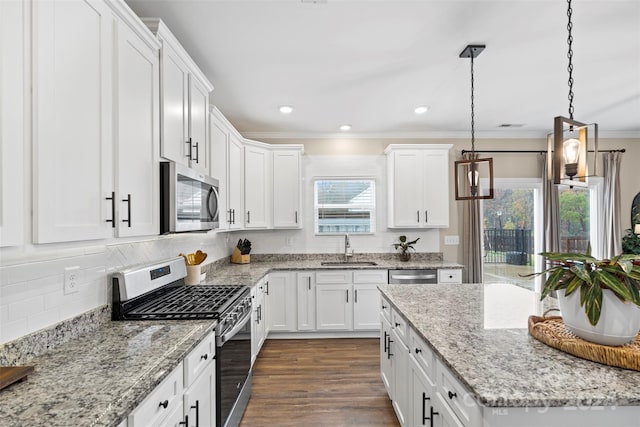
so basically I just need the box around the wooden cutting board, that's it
[0,366,35,390]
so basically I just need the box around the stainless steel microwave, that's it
[160,162,219,234]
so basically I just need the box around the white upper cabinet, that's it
[272,148,303,228]
[210,107,230,230]
[113,5,161,237]
[32,0,162,243]
[143,18,213,174]
[227,133,244,230]
[244,141,272,229]
[0,0,26,247]
[385,144,452,229]
[33,0,114,243]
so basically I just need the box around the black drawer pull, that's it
[159,399,169,409]
[415,348,422,354]
[395,322,401,327]
[200,354,208,361]
[448,391,457,399]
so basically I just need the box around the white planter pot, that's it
[557,288,640,346]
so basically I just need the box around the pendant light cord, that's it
[470,51,476,155]
[566,0,575,120]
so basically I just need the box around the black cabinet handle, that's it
[200,354,208,361]
[425,210,428,223]
[193,141,199,163]
[422,392,431,425]
[415,348,422,354]
[387,338,394,359]
[185,138,192,160]
[417,210,420,222]
[295,210,298,224]
[346,289,349,303]
[121,194,131,227]
[247,210,250,224]
[448,391,457,399]
[231,209,235,224]
[425,405,439,427]
[258,305,262,322]
[159,399,169,409]
[179,415,189,426]
[383,331,389,354]
[308,276,311,290]
[395,322,401,327]
[355,289,358,303]
[191,400,200,427]
[106,192,115,228]
[381,304,387,309]
[265,282,269,295]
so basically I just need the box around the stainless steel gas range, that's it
[111,257,252,427]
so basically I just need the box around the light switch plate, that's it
[444,235,460,245]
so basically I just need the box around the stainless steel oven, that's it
[111,257,253,427]
[216,309,252,427]
[160,161,219,234]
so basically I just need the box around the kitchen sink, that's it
[320,261,378,266]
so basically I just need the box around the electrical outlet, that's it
[444,235,460,245]
[64,266,80,295]
[285,237,294,246]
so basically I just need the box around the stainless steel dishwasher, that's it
[388,269,437,284]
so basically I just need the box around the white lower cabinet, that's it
[251,278,268,365]
[380,314,393,396]
[353,284,381,330]
[316,283,353,330]
[296,272,316,331]
[266,272,297,332]
[128,332,215,427]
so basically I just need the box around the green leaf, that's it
[583,284,603,326]
[593,270,633,301]
[564,275,584,296]
[569,264,593,285]
[540,268,567,300]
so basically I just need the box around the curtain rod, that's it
[460,149,626,154]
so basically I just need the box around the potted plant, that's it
[532,252,640,346]
[393,235,419,262]
[622,228,640,254]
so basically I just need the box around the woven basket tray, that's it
[528,315,640,371]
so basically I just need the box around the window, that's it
[314,179,375,234]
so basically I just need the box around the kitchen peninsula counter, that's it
[0,319,215,427]
[378,283,640,412]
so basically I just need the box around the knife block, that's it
[231,247,250,264]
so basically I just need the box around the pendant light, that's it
[550,0,598,186]
[455,44,494,201]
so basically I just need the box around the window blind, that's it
[314,179,376,234]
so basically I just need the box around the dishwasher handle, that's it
[390,274,437,280]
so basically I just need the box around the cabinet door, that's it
[392,327,410,426]
[433,393,465,427]
[0,0,25,247]
[128,362,184,426]
[183,364,214,427]
[353,284,380,330]
[227,134,244,229]
[296,272,316,330]
[114,17,159,237]
[411,357,437,427]
[422,150,449,227]
[389,150,423,228]
[210,114,229,229]
[380,315,393,396]
[273,150,302,228]
[244,145,271,228]
[316,284,353,330]
[266,272,296,331]
[33,0,113,243]
[188,75,209,174]
[160,40,189,166]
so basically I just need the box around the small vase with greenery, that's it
[529,251,640,345]
[393,235,419,262]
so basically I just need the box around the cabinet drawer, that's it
[438,269,462,284]
[380,296,392,322]
[316,270,351,284]
[391,308,408,344]
[128,362,184,426]
[436,359,481,426]
[353,270,387,284]
[183,332,215,388]
[410,329,435,384]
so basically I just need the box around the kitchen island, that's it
[379,283,640,426]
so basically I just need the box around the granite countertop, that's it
[204,255,463,287]
[0,319,215,427]
[378,283,640,408]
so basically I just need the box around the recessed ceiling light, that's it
[279,105,293,114]
[339,124,352,131]
[414,106,429,114]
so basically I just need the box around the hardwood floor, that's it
[240,338,400,427]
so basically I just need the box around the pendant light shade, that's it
[455,44,494,201]
[550,0,598,186]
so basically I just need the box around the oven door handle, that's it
[217,309,252,346]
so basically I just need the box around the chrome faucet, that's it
[344,234,353,260]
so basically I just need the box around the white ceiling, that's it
[124,0,640,139]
